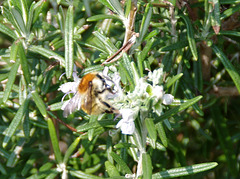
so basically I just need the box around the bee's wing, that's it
[82,81,93,115]
[62,92,82,117]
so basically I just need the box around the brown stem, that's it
[123,0,137,44]
[200,41,212,81]
[210,86,239,96]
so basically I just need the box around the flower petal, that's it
[116,120,135,135]
[119,109,135,122]
[162,94,174,105]
[121,121,135,135]
[152,85,163,99]
[58,81,79,93]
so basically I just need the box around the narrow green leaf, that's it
[114,142,137,149]
[20,0,28,26]
[155,96,202,123]
[19,79,27,103]
[1,6,20,35]
[0,148,10,159]
[0,22,17,39]
[81,65,104,76]
[32,0,46,24]
[110,152,132,174]
[11,7,27,35]
[105,161,120,177]
[152,162,218,178]
[211,107,238,176]
[88,115,98,141]
[29,45,65,66]
[0,162,7,175]
[85,164,102,174]
[125,0,132,17]
[138,38,155,77]
[6,138,25,167]
[140,38,155,62]
[121,53,134,88]
[159,40,188,52]
[77,120,118,132]
[165,73,183,89]
[217,31,240,37]
[22,107,30,138]
[10,41,20,63]
[107,0,124,18]
[0,73,9,82]
[21,154,36,176]
[69,170,102,179]
[145,118,157,142]
[181,80,204,116]
[65,5,74,78]
[210,0,221,34]
[2,59,20,104]
[131,61,140,85]
[179,14,198,61]
[63,137,80,164]
[87,14,120,21]
[39,162,54,172]
[219,0,240,3]
[48,101,63,111]
[26,1,35,32]
[193,59,203,92]
[220,4,240,20]
[139,3,152,42]
[47,118,63,164]
[131,3,152,51]
[142,153,152,179]
[19,43,31,85]
[212,45,240,93]
[93,31,117,54]
[144,29,159,41]
[3,98,29,148]
[162,52,174,73]
[98,0,114,12]
[31,91,47,118]
[156,122,168,147]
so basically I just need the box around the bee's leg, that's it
[113,113,121,121]
[98,98,119,114]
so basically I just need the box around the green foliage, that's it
[0,0,240,178]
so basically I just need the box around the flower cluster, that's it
[113,68,174,135]
[59,66,174,135]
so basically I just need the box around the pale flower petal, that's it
[61,100,70,110]
[116,120,135,135]
[116,108,137,135]
[152,85,163,100]
[162,94,174,105]
[58,81,79,93]
[120,108,135,122]
[119,121,135,135]
[102,66,109,76]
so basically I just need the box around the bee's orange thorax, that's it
[78,73,96,93]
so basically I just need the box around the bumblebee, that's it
[62,72,119,117]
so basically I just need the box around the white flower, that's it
[131,78,149,99]
[148,68,163,86]
[58,69,81,112]
[58,70,80,94]
[58,81,79,94]
[117,120,135,135]
[116,108,137,135]
[162,94,174,105]
[152,85,163,100]
[102,66,109,77]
